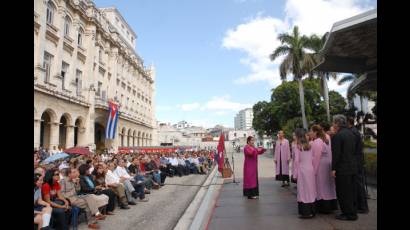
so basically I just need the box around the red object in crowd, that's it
[217,134,225,173]
[140,163,145,172]
[64,147,92,155]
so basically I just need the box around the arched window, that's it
[78,27,84,46]
[46,1,56,24]
[64,16,71,37]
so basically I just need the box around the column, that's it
[34,119,41,149]
[66,125,75,148]
[49,122,60,150]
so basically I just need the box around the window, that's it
[116,79,120,86]
[78,28,84,46]
[75,70,82,96]
[98,49,103,63]
[46,1,55,24]
[61,62,69,89]
[64,16,71,37]
[97,82,102,96]
[43,52,53,83]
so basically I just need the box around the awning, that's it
[314,9,377,74]
[349,70,377,94]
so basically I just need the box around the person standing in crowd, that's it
[274,130,291,187]
[294,128,316,219]
[34,174,52,230]
[331,115,358,221]
[243,136,266,199]
[290,132,298,184]
[311,125,338,214]
[347,117,369,214]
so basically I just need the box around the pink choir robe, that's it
[243,145,266,189]
[291,142,298,180]
[311,138,337,201]
[274,139,291,178]
[296,146,317,203]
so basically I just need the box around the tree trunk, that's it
[360,95,365,113]
[323,74,331,123]
[298,78,308,130]
[360,95,365,137]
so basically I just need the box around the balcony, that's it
[46,23,59,46]
[95,97,108,110]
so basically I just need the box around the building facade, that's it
[234,108,254,130]
[34,0,156,153]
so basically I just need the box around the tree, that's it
[252,78,346,136]
[305,33,338,123]
[269,26,313,129]
[338,73,368,112]
[328,91,347,115]
[252,101,278,137]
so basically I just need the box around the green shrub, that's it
[364,139,377,148]
[364,153,377,177]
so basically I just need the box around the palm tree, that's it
[337,73,366,112]
[305,33,338,123]
[270,26,312,129]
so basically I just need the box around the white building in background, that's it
[234,108,254,130]
[34,0,156,153]
[173,120,190,129]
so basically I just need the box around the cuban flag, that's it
[105,101,119,139]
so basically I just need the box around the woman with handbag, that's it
[243,136,266,199]
[42,169,71,230]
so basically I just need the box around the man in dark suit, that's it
[331,115,358,221]
[348,117,369,214]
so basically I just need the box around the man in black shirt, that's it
[347,117,369,214]
[331,115,358,221]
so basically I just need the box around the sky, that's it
[93,0,376,128]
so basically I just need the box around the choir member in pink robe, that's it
[295,128,316,218]
[274,130,290,187]
[291,133,298,184]
[311,125,338,214]
[243,136,266,199]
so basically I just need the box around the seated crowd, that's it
[34,150,216,230]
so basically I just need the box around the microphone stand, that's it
[231,146,239,185]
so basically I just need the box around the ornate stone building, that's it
[34,0,156,153]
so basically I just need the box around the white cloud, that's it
[222,15,287,87]
[202,95,252,111]
[328,77,349,98]
[178,103,201,111]
[222,0,374,87]
[284,0,373,36]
